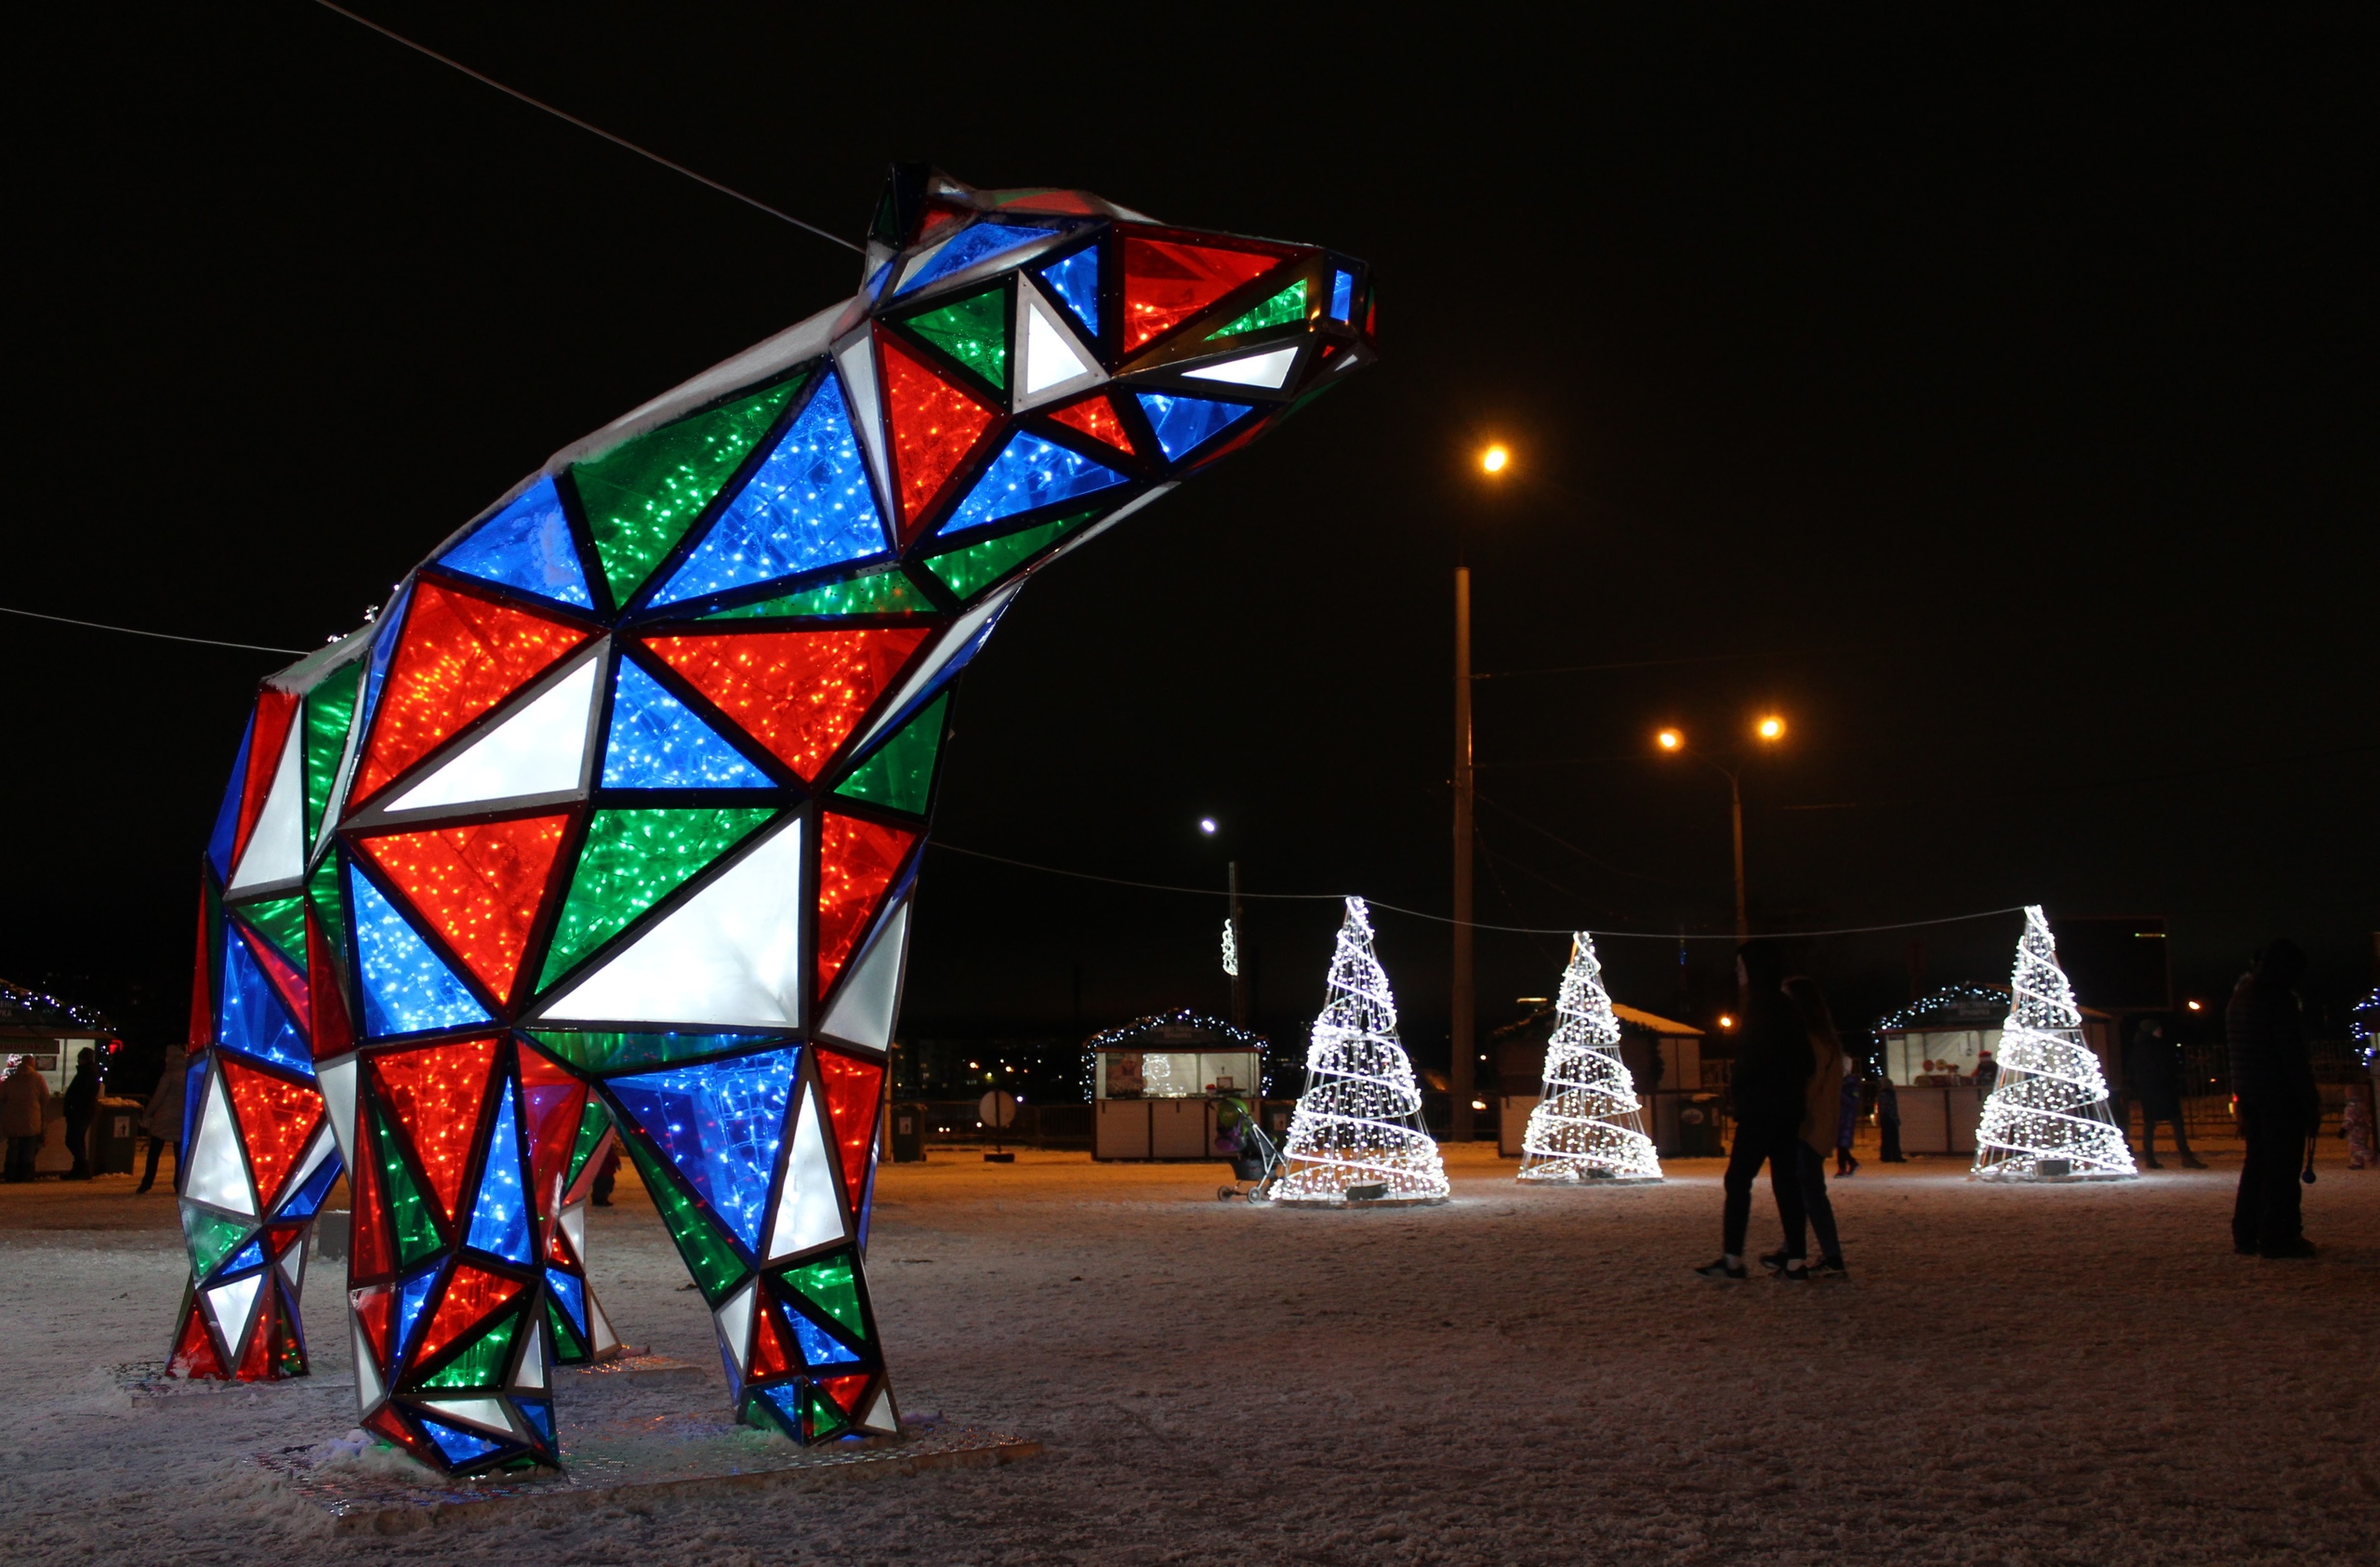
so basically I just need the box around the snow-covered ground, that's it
[1,1138,2372,1565]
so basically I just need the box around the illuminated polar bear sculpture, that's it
[168,166,1376,1474]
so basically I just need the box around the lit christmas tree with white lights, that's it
[1973,905,2136,1181]
[1273,897,1449,1204]
[1519,934,1662,1183]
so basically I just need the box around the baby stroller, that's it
[1215,1100,1284,1202]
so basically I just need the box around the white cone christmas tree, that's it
[1973,906,2136,1181]
[1273,897,1449,1204]
[1518,935,1662,1183]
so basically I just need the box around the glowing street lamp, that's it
[1480,444,1511,475]
[1655,714,1791,963]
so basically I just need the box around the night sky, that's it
[11,8,2372,1067]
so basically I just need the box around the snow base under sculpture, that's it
[1274,898,1448,1205]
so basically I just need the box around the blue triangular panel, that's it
[760,1381,802,1432]
[206,713,256,879]
[396,1267,440,1364]
[1134,393,1257,464]
[519,1399,556,1447]
[652,375,888,606]
[897,223,1062,296]
[789,1310,860,1368]
[219,1239,266,1278]
[941,432,1129,537]
[545,1268,588,1337]
[606,1048,799,1254]
[350,866,491,1038]
[438,477,593,609]
[1038,246,1100,339]
[218,935,315,1079]
[420,1416,505,1465]
[465,1080,534,1265]
[1329,269,1356,323]
[279,1150,344,1221]
[601,660,773,790]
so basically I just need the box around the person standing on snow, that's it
[1778,976,1850,1278]
[136,1045,190,1194]
[2226,939,2321,1257]
[1697,943,1813,1281]
[2125,1017,2205,1170]
[61,1048,99,1180]
[3,1056,53,1182]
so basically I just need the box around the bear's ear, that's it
[871,164,935,249]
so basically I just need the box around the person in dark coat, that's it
[61,1048,99,1180]
[1874,1071,1906,1162]
[1697,943,1813,1281]
[137,1045,191,1194]
[2124,1018,2204,1170]
[1777,976,1849,1277]
[2226,939,2321,1257]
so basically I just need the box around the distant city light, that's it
[1657,728,1684,751]
[1198,817,1218,834]
[1717,1015,1735,1030]
[1756,714,1786,740]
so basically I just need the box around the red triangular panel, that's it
[350,1110,394,1279]
[354,815,572,1005]
[173,1296,226,1380]
[305,906,351,1060]
[237,923,310,1035]
[364,1404,416,1452]
[642,631,930,783]
[371,1037,500,1224]
[814,1049,884,1205]
[352,580,591,804]
[1119,235,1283,353]
[750,1303,794,1378]
[236,1296,275,1378]
[234,690,302,868]
[815,814,917,995]
[518,1046,584,1220]
[356,1283,395,1368]
[1046,395,1134,458]
[219,1055,324,1211]
[879,333,997,539]
[820,1372,871,1414]
[416,1264,523,1364]
[188,881,214,1049]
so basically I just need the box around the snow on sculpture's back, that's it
[172,165,1377,1474]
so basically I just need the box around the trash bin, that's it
[90,1096,142,1175]
[890,1102,927,1163]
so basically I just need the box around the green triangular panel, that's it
[240,895,310,975]
[832,694,946,817]
[903,286,1008,391]
[182,1208,251,1281]
[919,510,1097,600]
[621,1132,747,1305]
[376,1105,446,1268]
[781,1251,867,1340]
[547,1298,589,1364]
[530,1030,773,1077]
[701,567,933,620]
[1207,278,1307,339]
[537,808,776,989]
[307,857,347,977]
[419,1308,520,1389]
[571,377,803,605]
[302,663,362,842]
[565,1095,614,1190]
[804,1384,851,1440]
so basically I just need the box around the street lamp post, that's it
[1657,717,1786,1007]
[1450,444,1511,1145]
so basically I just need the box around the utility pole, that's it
[1228,860,1247,1030]
[1451,565,1476,1143]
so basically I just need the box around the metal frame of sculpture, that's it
[170,166,1374,1475]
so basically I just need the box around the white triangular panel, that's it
[278,1122,336,1214]
[558,1202,586,1268]
[838,337,893,511]
[185,1069,256,1217]
[205,1273,263,1356]
[353,1317,385,1408]
[766,1083,848,1261]
[851,581,1022,754]
[587,1291,619,1357]
[228,719,305,892]
[418,1396,516,1436]
[517,1316,548,1390]
[319,1056,358,1173]
[817,896,910,1055]
[1183,344,1300,390]
[385,656,598,813]
[1015,289,1103,408]
[857,1384,899,1435]
[277,1236,305,1293]
[715,1279,756,1374]
[536,823,806,1027]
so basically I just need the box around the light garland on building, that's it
[1221,918,1239,978]
[1272,898,1448,1204]
[1973,906,2135,1182]
[1518,934,1661,1183]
